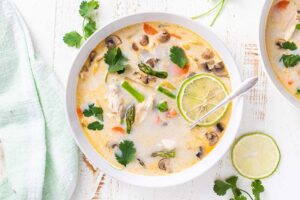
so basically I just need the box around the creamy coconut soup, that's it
[266,0,300,98]
[76,22,231,175]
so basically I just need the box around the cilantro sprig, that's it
[63,0,99,48]
[115,140,136,166]
[104,47,128,73]
[213,176,264,200]
[170,46,188,68]
[281,41,297,50]
[83,104,104,131]
[280,54,300,68]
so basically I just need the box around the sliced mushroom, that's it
[146,58,159,68]
[201,48,214,60]
[205,131,219,146]
[137,158,145,167]
[89,50,96,62]
[158,29,170,43]
[213,62,228,77]
[133,71,156,84]
[158,158,170,171]
[140,35,149,46]
[105,35,122,49]
[198,60,215,71]
[275,38,286,49]
[216,122,225,133]
[132,43,139,51]
[196,146,204,158]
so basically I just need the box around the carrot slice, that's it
[143,23,158,35]
[173,64,190,75]
[112,126,125,134]
[288,80,294,85]
[275,0,289,10]
[166,108,177,118]
[76,107,83,118]
[155,116,161,124]
[171,33,182,40]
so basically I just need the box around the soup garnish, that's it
[76,22,231,175]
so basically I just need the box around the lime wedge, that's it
[231,132,281,179]
[177,73,229,126]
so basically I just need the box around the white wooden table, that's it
[11,0,300,199]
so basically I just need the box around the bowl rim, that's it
[258,0,300,110]
[65,11,244,187]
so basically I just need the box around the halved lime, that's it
[177,73,229,126]
[231,132,281,179]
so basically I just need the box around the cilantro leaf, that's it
[87,121,103,130]
[83,104,103,118]
[84,19,97,38]
[280,54,300,67]
[296,89,300,94]
[213,180,231,196]
[252,180,264,200]
[63,31,83,48]
[115,140,136,166]
[235,196,248,200]
[225,176,238,187]
[296,23,300,30]
[104,47,128,73]
[157,101,169,112]
[170,46,188,68]
[281,41,297,50]
[79,0,99,18]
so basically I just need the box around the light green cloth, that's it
[0,0,79,199]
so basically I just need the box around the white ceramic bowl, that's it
[259,0,300,110]
[66,12,243,187]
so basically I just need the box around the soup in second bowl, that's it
[266,0,300,99]
[76,22,231,175]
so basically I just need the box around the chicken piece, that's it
[135,96,154,124]
[105,83,124,116]
[283,9,300,41]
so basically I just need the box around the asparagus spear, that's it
[151,149,176,158]
[138,63,168,79]
[125,104,135,134]
[121,81,145,103]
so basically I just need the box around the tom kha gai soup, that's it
[266,0,300,98]
[76,22,231,175]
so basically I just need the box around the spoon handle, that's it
[189,76,258,129]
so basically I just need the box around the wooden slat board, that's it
[4,0,300,199]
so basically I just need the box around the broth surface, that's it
[76,22,231,175]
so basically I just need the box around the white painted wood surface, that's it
[9,0,300,199]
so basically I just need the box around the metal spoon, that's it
[189,76,258,129]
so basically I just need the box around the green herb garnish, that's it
[87,121,103,130]
[280,54,300,67]
[121,81,145,103]
[115,140,136,166]
[63,0,99,48]
[192,0,226,26]
[157,86,176,99]
[157,101,169,112]
[138,63,168,79]
[296,89,300,94]
[83,104,104,130]
[125,104,135,134]
[170,46,188,68]
[213,176,264,200]
[151,150,176,158]
[281,41,297,50]
[104,47,128,73]
[296,24,300,30]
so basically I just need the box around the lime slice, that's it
[231,132,281,179]
[177,73,229,126]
